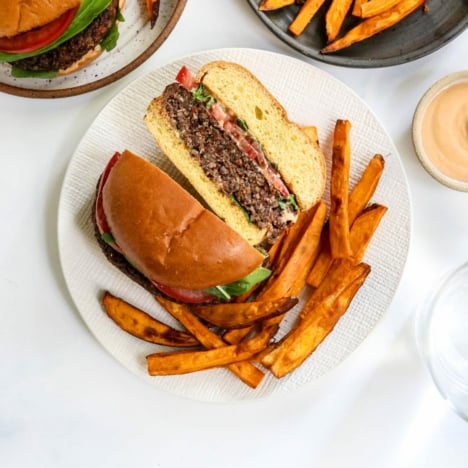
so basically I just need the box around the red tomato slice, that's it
[175,65,198,91]
[154,283,215,304]
[95,152,122,252]
[0,7,78,54]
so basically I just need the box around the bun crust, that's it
[0,0,81,38]
[101,150,264,290]
[197,61,326,211]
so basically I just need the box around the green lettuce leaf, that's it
[205,266,271,301]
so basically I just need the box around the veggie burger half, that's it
[94,150,272,304]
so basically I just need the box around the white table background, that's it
[1,1,467,467]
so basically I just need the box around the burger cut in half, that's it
[94,150,271,304]
[0,0,125,78]
[145,61,326,248]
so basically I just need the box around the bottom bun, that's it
[58,45,102,76]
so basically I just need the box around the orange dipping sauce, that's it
[420,81,468,183]
[413,72,468,191]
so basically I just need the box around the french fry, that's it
[307,157,386,289]
[321,0,425,53]
[156,296,265,388]
[222,326,253,345]
[270,203,323,276]
[288,0,327,36]
[224,202,326,345]
[229,203,326,339]
[302,258,367,318]
[349,203,387,261]
[356,0,404,18]
[307,154,384,287]
[263,260,364,369]
[348,154,385,222]
[191,297,298,329]
[259,200,327,300]
[325,0,354,43]
[146,334,266,376]
[102,292,199,347]
[146,0,160,28]
[263,261,370,377]
[259,0,295,10]
[305,229,331,288]
[329,119,352,259]
[352,0,367,16]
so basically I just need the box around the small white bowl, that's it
[412,71,468,192]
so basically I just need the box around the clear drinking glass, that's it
[416,261,468,421]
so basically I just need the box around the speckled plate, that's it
[0,0,186,98]
[247,0,468,68]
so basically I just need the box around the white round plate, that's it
[0,0,186,98]
[58,48,411,402]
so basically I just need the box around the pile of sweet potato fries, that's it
[259,0,427,53]
[102,118,387,389]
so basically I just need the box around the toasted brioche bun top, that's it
[0,0,81,38]
[102,150,264,290]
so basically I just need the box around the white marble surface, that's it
[1,1,467,467]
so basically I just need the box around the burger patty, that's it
[13,0,119,72]
[162,83,294,243]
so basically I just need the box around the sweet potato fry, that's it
[222,326,253,345]
[156,296,265,388]
[259,201,327,300]
[321,0,425,53]
[325,0,354,43]
[223,202,326,345]
[307,153,385,287]
[302,258,368,318]
[270,203,323,276]
[289,0,326,36]
[305,229,331,288]
[352,0,367,16]
[146,0,160,28]
[146,335,266,376]
[262,261,370,377]
[259,0,295,10]
[349,203,387,261]
[329,119,352,259]
[348,154,385,222]
[356,0,404,18]
[191,297,298,329]
[102,292,199,347]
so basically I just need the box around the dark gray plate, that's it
[247,0,468,67]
